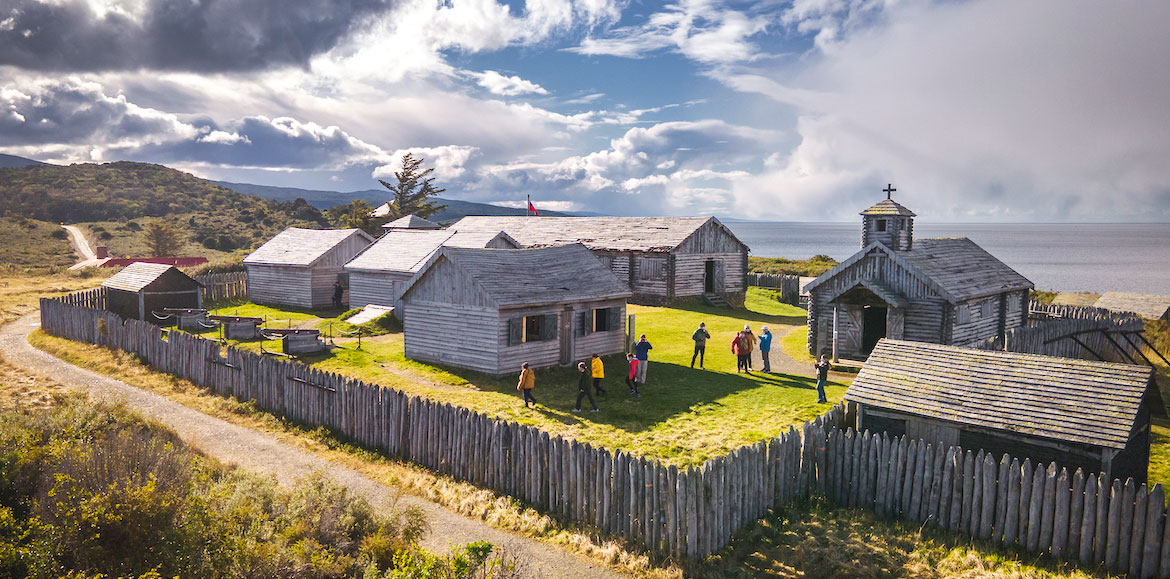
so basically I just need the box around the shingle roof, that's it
[383,214,441,230]
[102,262,198,292]
[243,228,372,267]
[1093,292,1170,320]
[846,340,1154,449]
[344,229,517,273]
[451,216,739,252]
[860,199,916,216]
[427,244,631,307]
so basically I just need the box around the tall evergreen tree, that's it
[377,153,447,220]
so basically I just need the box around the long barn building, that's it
[244,228,374,309]
[451,216,750,306]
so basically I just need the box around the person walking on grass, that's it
[633,335,653,384]
[625,353,641,397]
[572,361,599,413]
[691,322,710,368]
[517,362,536,408]
[731,330,748,373]
[741,324,757,371]
[814,353,831,403]
[591,353,607,398]
[759,325,773,373]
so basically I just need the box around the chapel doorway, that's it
[704,260,716,293]
[862,305,887,355]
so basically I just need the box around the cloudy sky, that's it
[1,0,1168,221]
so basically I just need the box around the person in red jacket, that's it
[624,353,640,397]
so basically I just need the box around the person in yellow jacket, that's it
[590,353,607,398]
[516,362,536,408]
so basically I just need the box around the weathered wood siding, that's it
[633,254,669,295]
[349,271,411,310]
[404,302,500,374]
[401,257,495,308]
[247,232,371,309]
[951,294,1004,346]
[572,300,627,361]
[673,253,745,297]
[495,299,627,372]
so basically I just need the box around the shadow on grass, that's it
[667,301,807,326]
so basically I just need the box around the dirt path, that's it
[0,314,628,579]
[63,224,96,262]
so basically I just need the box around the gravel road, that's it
[63,224,96,262]
[0,313,628,579]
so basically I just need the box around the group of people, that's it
[725,324,773,373]
[516,334,654,412]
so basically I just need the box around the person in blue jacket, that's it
[759,325,773,372]
[633,334,653,384]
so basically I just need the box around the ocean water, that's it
[725,222,1170,294]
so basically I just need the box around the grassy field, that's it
[0,217,80,271]
[205,288,846,467]
[748,255,838,277]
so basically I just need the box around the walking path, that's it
[63,224,96,262]
[0,313,627,579]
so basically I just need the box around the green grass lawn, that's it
[218,288,848,466]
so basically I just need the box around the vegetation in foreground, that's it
[208,288,846,466]
[0,392,523,579]
[748,255,838,277]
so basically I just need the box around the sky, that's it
[1,0,1168,222]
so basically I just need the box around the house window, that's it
[508,314,557,345]
[875,219,887,232]
[981,300,994,319]
[638,258,666,280]
[578,307,621,335]
[957,304,971,324]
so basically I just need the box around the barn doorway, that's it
[862,305,887,355]
[704,260,716,293]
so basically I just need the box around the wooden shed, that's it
[102,262,203,322]
[399,243,631,374]
[344,228,519,314]
[243,228,374,309]
[1093,292,1170,321]
[805,195,1033,359]
[847,339,1162,484]
[451,216,749,306]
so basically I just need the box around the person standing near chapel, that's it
[572,361,599,413]
[814,354,831,404]
[691,322,710,369]
[517,362,536,408]
[590,353,607,397]
[633,335,653,384]
[731,330,747,373]
[759,325,773,372]
[741,324,757,371]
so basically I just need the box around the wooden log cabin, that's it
[450,216,750,306]
[243,228,374,309]
[102,262,203,322]
[344,228,519,315]
[1093,292,1170,322]
[805,195,1033,359]
[847,339,1162,484]
[399,243,631,374]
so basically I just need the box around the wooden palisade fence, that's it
[40,295,1170,573]
[971,301,1145,362]
[195,271,248,303]
[746,273,801,306]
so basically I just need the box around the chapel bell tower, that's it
[860,183,916,251]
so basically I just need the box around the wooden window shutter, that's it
[577,311,589,336]
[541,314,558,341]
[606,307,620,331]
[507,317,523,346]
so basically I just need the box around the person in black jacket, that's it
[332,281,344,309]
[814,353,831,403]
[572,361,599,413]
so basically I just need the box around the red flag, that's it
[527,200,539,216]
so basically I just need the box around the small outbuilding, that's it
[102,262,203,322]
[805,193,1034,359]
[399,243,631,374]
[847,339,1162,484]
[344,228,519,313]
[1093,292,1170,321]
[243,228,374,309]
[451,216,750,306]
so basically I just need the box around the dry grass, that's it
[0,270,107,326]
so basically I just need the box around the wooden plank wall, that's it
[194,271,248,304]
[42,293,1170,572]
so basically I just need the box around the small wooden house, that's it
[451,216,750,306]
[805,195,1033,359]
[399,243,631,374]
[847,339,1162,483]
[102,262,203,322]
[1093,292,1170,321]
[344,229,519,313]
[243,228,374,309]
[381,214,441,231]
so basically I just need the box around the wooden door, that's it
[713,260,726,294]
[559,308,573,365]
[704,260,716,293]
[843,307,863,354]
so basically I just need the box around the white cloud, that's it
[491,199,581,211]
[467,70,549,96]
[373,145,480,180]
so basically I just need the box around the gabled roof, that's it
[382,214,441,230]
[827,279,910,308]
[450,216,743,253]
[345,229,518,274]
[404,244,631,308]
[805,238,1032,303]
[861,199,916,217]
[243,228,373,267]
[102,262,200,292]
[846,340,1155,449]
[1093,292,1170,320]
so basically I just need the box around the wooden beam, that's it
[1070,335,1105,361]
[1101,331,1139,365]
[1138,333,1170,366]
[1120,333,1157,367]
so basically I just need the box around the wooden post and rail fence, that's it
[38,294,1170,574]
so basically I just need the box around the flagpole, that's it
[527,194,531,217]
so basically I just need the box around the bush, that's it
[49,229,68,240]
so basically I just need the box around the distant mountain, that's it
[213,180,568,221]
[0,154,48,169]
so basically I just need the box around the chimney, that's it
[96,246,109,259]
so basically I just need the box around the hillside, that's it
[0,153,46,169]
[0,162,328,259]
[0,217,77,271]
[214,180,570,221]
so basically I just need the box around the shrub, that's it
[49,229,68,240]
